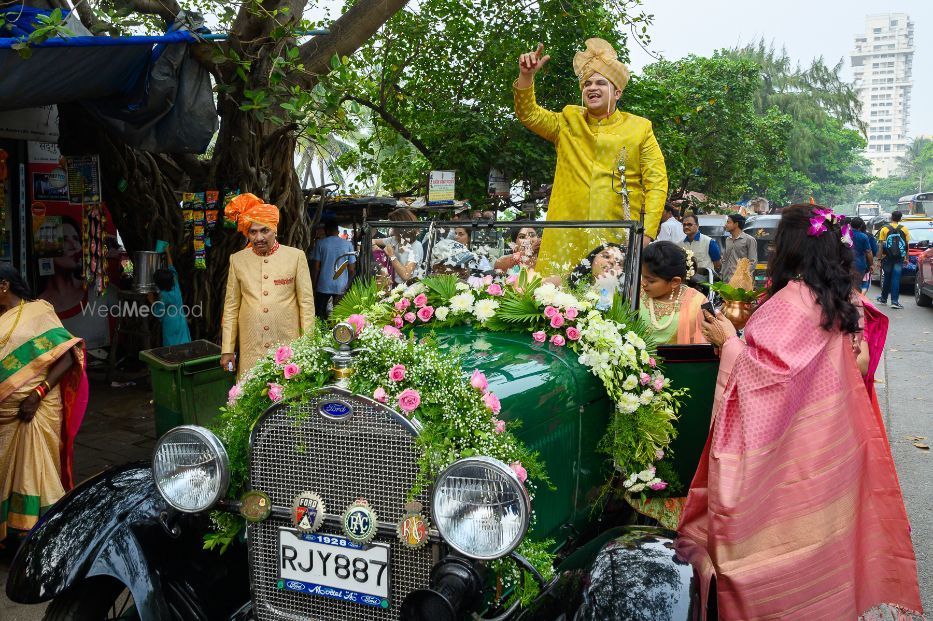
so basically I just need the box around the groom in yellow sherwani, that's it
[220,194,315,379]
[514,39,668,275]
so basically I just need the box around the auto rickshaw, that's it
[744,214,780,289]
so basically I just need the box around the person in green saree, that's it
[0,265,88,543]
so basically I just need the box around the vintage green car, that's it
[6,221,719,620]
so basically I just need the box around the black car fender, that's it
[5,463,249,620]
[517,526,704,621]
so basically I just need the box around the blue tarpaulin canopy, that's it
[1,6,215,153]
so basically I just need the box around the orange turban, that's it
[224,193,280,237]
[573,38,631,93]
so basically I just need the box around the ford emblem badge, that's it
[320,400,353,419]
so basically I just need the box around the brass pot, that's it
[721,300,755,330]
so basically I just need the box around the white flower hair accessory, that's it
[682,248,695,280]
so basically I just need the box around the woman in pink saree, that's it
[678,205,923,620]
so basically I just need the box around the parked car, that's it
[6,222,719,621]
[872,217,933,290]
[744,215,780,290]
[696,214,727,252]
[913,242,933,307]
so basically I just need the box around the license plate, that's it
[278,529,391,609]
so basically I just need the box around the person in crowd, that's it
[876,210,911,309]
[149,245,191,346]
[678,213,721,275]
[720,213,757,282]
[494,224,540,274]
[681,205,922,620]
[372,208,424,285]
[638,241,707,345]
[568,243,626,290]
[849,217,876,295]
[514,39,667,274]
[220,193,315,379]
[654,203,683,242]
[0,265,87,543]
[310,220,356,318]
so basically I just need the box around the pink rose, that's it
[404,312,416,323]
[392,315,404,328]
[395,298,411,312]
[653,378,665,392]
[648,357,657,368]
[274,346,293,365]
[531,331,546,343]
[346,314,367,334]
[470,369,488,392]
[283,363,300,379]
[655,449,665,460]
[388,364,406,382]
[566,326,581,341]
[413,293,428,308]
[373,387,387,403]
[506,274,518,286]
[640,372,651,386]
[565,307,579,320]
[267,382,284,402]
[483,275,494,285]
[550,334,566,347]
[227,383,242,405]
[510,461,528,483]
[543,305,559,318]
[494,419,506,434]
[417,306,434,322]
[487,284,504,296]
[648,481,668,491]
[482,391,501,414]
[549,313,565,329]
[397,388,421,413]
[383,325,402,338]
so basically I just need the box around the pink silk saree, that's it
[677,281,922,620]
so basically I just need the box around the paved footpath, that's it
[2,300,931,618]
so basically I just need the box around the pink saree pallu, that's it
[677,281,923,620]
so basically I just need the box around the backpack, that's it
[882,224,907,260]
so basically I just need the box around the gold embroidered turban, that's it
[224,193,280,237]
[573,38,631,92]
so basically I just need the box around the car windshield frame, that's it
[360,219,645,307]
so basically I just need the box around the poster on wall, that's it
[29,143,118,349]
[65,155,102,205]
[427,170,455,205]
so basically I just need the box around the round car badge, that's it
[292,491,325,534]
[319,400,353,420]
[397,501,430,549]
[239,490,272,523]
[342,499,378,545]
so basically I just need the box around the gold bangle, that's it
[41,381,51,393]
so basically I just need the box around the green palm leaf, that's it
[496,291,544,326]
[331,278,381,323]
[421,274,459,303]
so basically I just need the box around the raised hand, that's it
[519,43,551,77]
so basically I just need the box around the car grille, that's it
[248,389,433,621]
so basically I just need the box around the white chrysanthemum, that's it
[554,292,579,309]
[637,468,656,482]
[640,349,651,365]
[628,483,646,493]
[618,393,640,414]
[640,390,654,406]
[533,282,558,305]
[622,375,638,391]
[449,293,475,313]
[473,299,500,321]
[435,306,450,321]
[621,343,637,360]
[455,281,470,291]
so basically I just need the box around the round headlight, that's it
[432,457,531,560]
[152,426,229,513]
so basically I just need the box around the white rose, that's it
[449,293,475,313]
[435,306,450,321]
[472,298,500,321]
[622,375,638,391]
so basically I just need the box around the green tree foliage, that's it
[863,137,932,206]
[335,0,655,200]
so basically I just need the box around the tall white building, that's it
[851,13,914,178]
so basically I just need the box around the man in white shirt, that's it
[654,203,683,242]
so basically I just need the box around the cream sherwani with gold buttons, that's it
[221,245,315,378]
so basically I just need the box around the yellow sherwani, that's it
[221,245,315,378]
[514,83,668,275]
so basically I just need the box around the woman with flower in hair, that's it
[680,205,922,620]
[638,241,706,345]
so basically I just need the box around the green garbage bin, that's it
[139,340,234,437]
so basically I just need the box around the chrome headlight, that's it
[152,426,229,512]
[432,457,530,560]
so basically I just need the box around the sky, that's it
[626,0,933,138]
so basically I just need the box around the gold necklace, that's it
[0,300,26,348]
[645,285,683,330]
